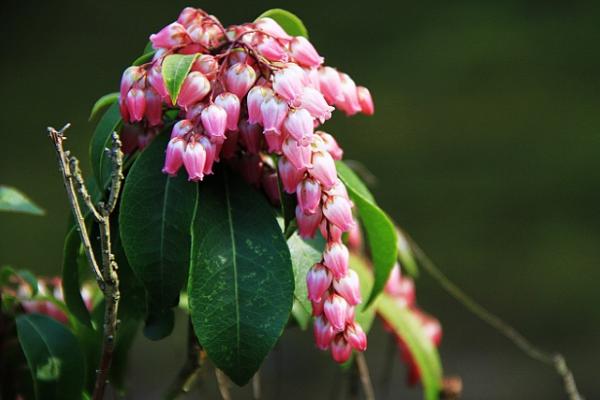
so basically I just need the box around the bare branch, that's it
[67,156,102,222]
[252,371,261,400]
[104,132,124,215]
[355,353,375,400]
[215,369,232,400]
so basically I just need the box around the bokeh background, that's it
[2,0,599,398]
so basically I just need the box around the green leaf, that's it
[287,233,324,329]
[143,308,175,341]
[0,266,39,295]
[377,297,443,400]
[188,171,294,386]
[255,9,309,38]
[89,92,119,121]
[89,102,122,189]
[0,186,44,215]
[397,228,419,277]
[336,161,398,307]
[16,314,86,400]
[61,226,93,328]
[143,41,154,54]
[348,255,377,333]
[132,51,155,67]
[120,133,199,314]
[162,54,200,104]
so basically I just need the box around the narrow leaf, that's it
[89,102,122,189]
[132,51,155,67]
[188,171,294,385]
[120,133,199,315]
[88,92,119,121]
[336,161,398,306]
[0,186,44,215]
[162,54,199,104]
[61,226,92,328]
[255,9,309,38]
[16,314,86,400]
[397,228,419,277]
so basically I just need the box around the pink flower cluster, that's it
[118,7,374,362]
[382,264,442,385]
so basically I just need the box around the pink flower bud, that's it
[171,119,194,139]
[313,316,335,350]
[185,103,206,121]
[318,131,343,160]
[345,305,356,325]
[260,96,288,135]
[148,63,168,100]
[214,92,240,131]
[255,17,293,41]
[178,72,211,109]
[247,86,273,125]
[261,171,281,205]
[198,136,216,175]
[323,242,349,279]
[310,150,337,189]
[278,157,305,194]
[324,179,349,199]
[257,37,289,62]
[290,37,324,67]
[384,263,402,295]
[393,276,416,308]
[177,7,200,26]
[320,220,343,243]
[357,86,374,116]
[284,108,314,145]
[201,104,227,141]
[297,178,322,215]
[333,269,361,306]
[311,298,325,316]
[299,87,334,122]
[296,205,322,239]
[324,294,349,332]
[305,67,321,90]
[225,62,257,99]
[120,66,144,101]
[323,195,354,232]
[221,129,239,159]
[330,336,352,363]
[144,88,163,126]
[273,65,305,102]
[125,87,146,122]
[264,131,285,153]
[239,154,263,187]
[347,222,362,250]
[337,73,362,115]
[283,138,312,170]
[150,22,191,49]
[306,263,332,302]
[344,322,367,351]
[162,137,186,176]
[192,54,219,80]
[183,140,206,181]
[318,67,344,105]
[239,119,262,154]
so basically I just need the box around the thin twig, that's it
[252,371,261,400]
[402,230,584,400]
[48,124,123,400]
[165,320,204,399]
[215,369,232,400]
[355,353,375,400]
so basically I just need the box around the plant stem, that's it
[252,371,261,400]
[215,369,231,400]
[402,230,584,400]
[165,320,204,399]
[48,125,123,400]
[355,353,375,400]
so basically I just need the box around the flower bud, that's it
[296,205,322,239]
[225,62,257,99]
[310,150,337,189]
[198,136,216,175]
[290,37,324,67]
[313,316,335,350]
[306,263,332,302]
[260,96,288,135]
[150,22,191,49]
[337,73,362,115]
[247,86,273,125]
[120,66,144,101]
[318,131,343,160]
[183,140,206,181]
[357,86,374,115]
[162,138,186,176]
[239,154,263,187]
[257,37,289,62]
[331,336,352,363]
[278,157,305,194]
[145,88,163,126]
[192,54,219,80]
[178,72,211,109]
[264,131,285,153]
[255,17,293,41]
[299,87,333,122]
[297,178,322,215]
[323,242,349,279]
[261,171,281,205]
[147,63,168,100]
[320,220,343,243]
[323,195,354,232]
[284,108,314,145]
[311,298,325,316]
[282,138,312,170]
[221,129,239,159]
[171,119,194,138]
[324,294,349,332]
[344,322,367,351]
[201,104,227,141]
[333,269,361,306]
[125,87,146,122]
[239,119,262,154]
[347,221,362,250]
[273,65,305,102]
[318,66,344,104]
[214,92,241,131]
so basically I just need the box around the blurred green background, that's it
[1,0,599,398]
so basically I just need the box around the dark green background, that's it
[1,1,598,398]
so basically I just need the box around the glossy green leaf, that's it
[255,9,308,38]
[61,226,93,328]
[16,314,86,400]
[188,171,294,385]
[377,297,443,400]
[397,228,419,277]
[0,186,44,215]
[143,41,154,54]
[89,92,119,121]
[132,51,155,67]
[120,133,199,315]
[143,308,175,341]
[162,54,199,104]
[287,233,324,329]
[336,161,398,306]
[89,102,122,189]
